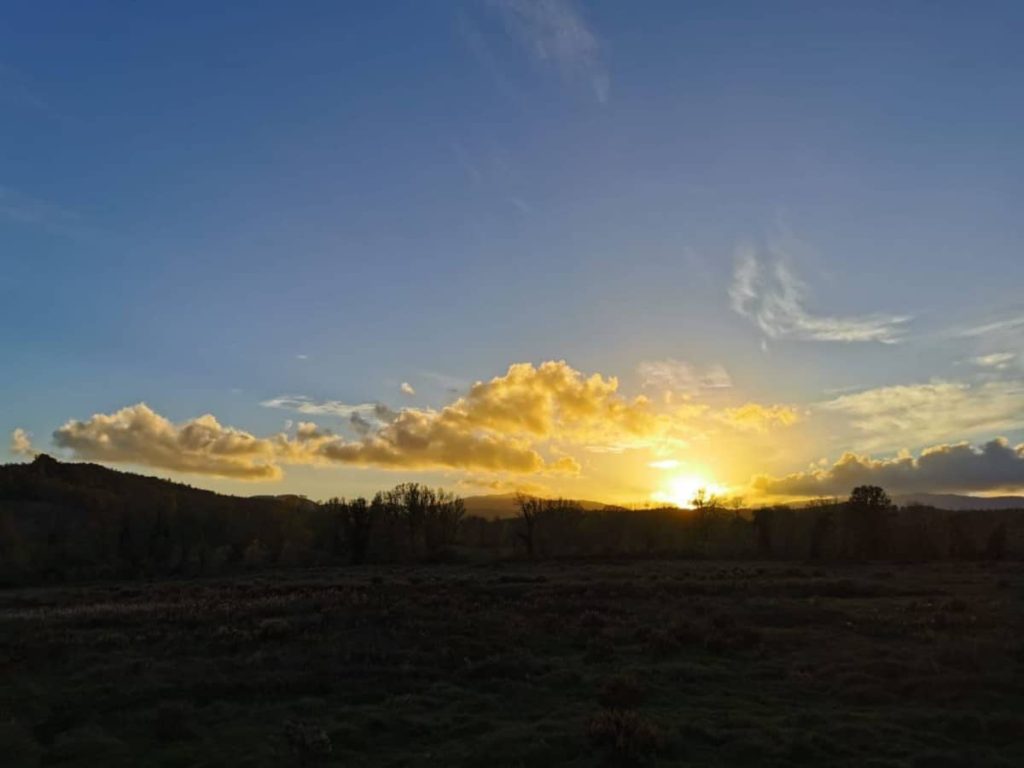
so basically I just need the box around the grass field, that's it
[1,560,1022,767]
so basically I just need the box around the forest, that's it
[1,454,1020,586]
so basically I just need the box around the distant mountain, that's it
[896,493,1024,510]
[0,454,317,528]
[462,492,623,519]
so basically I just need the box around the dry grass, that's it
[0,560,1022,766]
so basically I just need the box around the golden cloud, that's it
[10,428,34,457]
[718,403,801,432]
[52,404,282,480]
[40,361,804,482]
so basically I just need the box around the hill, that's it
[896,492,1024,510]
[0,455,328,583]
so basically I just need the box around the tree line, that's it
[0,455,1019,584]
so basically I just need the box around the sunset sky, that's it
[4,2,1024,504]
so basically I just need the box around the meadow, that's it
[2,559,1022,767]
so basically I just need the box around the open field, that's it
[1,561,1022,767]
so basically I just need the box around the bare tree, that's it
[425,490,465,555]
[516,493,543,559]
[690,487,721,554]
[326,497,374,565]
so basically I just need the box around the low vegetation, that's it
[1,560,1021,766]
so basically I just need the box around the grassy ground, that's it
[1,560,1022,767]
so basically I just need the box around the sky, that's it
[3,1,1024,505]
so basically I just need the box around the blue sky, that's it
[4,1,1024,502]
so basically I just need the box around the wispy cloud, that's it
[717,403,802,433]
[488,0,609,103]
[260,395,385,420]
[818,378,1024,451]
[648,459,680,470]
[954,314,1024,338]
[638,359,732,394]
[400,382,416,396]
[971,352,1016,370]
[420,370,471,393]
[729,244,911,343]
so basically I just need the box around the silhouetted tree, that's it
[2,455,1023,582]
[985,521,1008,560]
[753,506,780,557]
[843,485,892,559]
[516,494,544,559]
[424,491,464,555]
[535,498,585,556]
[326,497,374,564]
[691,488,721,554]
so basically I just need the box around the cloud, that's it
[293,409,564,474]
[10,428,34,457]
[729,244,910,343]
[819,379,1024,450]
[430,361,661,449]
[971,352,1016,370]
[420,370,470,393]
[48,402,556,479]
[955,314,1024,338]
[753,438,1024,497]
[53,404,283,480]
[649,459,680,470]
[400,382,416,396]
[638,359,732,394]
[52,362,651,479]
[455,476,548,496]
[718,403,801,433]
[489,0,609,103]
[45,361,804,482]
[261,395,385,421]
[269,361,660,445]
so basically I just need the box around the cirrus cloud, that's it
[729,244,910,344]
[638,359,732,394]
[818,379,1024,451]
[489,0,609,103]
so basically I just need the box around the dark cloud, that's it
[754,438,1024,497]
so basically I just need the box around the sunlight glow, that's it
[651,474,727,509]
[648,459,681,469]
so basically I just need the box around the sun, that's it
[651,474,727,509]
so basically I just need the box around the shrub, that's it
[598,674,645,709]
[0,721,42,767]
[283,719,332,765]
[587,709,662,765]
[153,701,196,742]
